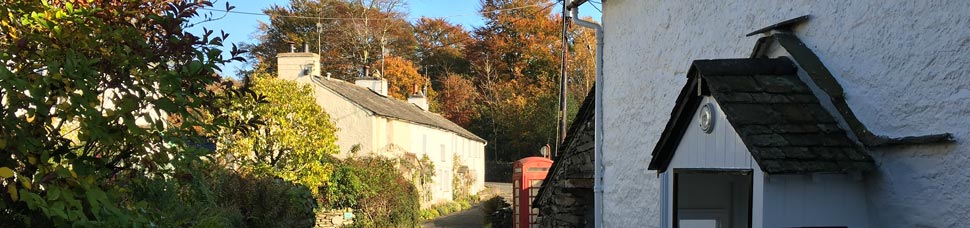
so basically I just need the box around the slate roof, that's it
[311,77,485,142]
[648,58,875,174]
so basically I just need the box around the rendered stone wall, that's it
[601,0,970,227]
[314,208,354,228]
[302,78,375,156]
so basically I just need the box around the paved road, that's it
[422,182,512,228]
[484,182,512,201]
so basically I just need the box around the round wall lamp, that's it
[699,103,715,134]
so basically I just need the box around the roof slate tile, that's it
[750,134,789,147]
[650,58,875,174]
[312,78,485,142]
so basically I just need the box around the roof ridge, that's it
[311,77,485,142]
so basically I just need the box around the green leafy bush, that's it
[421,196,479,221]
[323,157,420,227]
[481,196,512,227]
[458,198,472,209]
[129,164,317,228]
[420,208,440,220]
[215,170,317,227]
[0,0,250,226]
[436,203,452,215]
[215,75,339,193]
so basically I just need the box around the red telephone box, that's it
[512,157,553,228]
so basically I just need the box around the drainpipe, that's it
[571,7,604,228]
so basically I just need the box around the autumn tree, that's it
[466,0,567,161]
[437,74,480,127]
[472,0,561,82]
[246,0,415,80]
[381,56,432,101]
[414,17,473,84]
[568,19,597,103]
[344,0,414,72]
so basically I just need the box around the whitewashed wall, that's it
[602,1,970,227]
[299,78,375,156]
[379,117,486,203]
[763,174,869,228]
[288,76,486,205]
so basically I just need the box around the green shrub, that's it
[129,166,317,228]
[458,199,472,209]
[449,202,464,213]
[436,204,451,215]
[323,157,420,227]
[216,170,317,228]
[481,196,511,227]
[420,208,440,220]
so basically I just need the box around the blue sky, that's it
[189,0,602,78]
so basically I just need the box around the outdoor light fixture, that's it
[699,103,714,133]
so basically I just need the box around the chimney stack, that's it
[354,65,388,96]
[277,43,320,82]
[407,83,429,111]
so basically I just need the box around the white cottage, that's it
[275,51,486,205]
[561,0,969,227]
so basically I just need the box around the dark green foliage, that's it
[123,162,317,227]
[481,196,512,228]
[0,0,254,226]
[129,165,317,228]
[216,170,317,228]
[323,157,420,227]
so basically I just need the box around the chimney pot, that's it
[289,42,295,53]
[304,43,309,53]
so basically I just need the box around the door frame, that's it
[672,168,753,228]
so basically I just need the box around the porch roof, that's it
[648,58,875,174]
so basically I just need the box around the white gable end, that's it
[667,96,758,171]
[660,96,869,228]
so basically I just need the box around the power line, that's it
[505,1,559,28]
[198,3,552,21]
[437,3,553,20]
[589,1,602,13]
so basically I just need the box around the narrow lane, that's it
[422,182,512,228]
